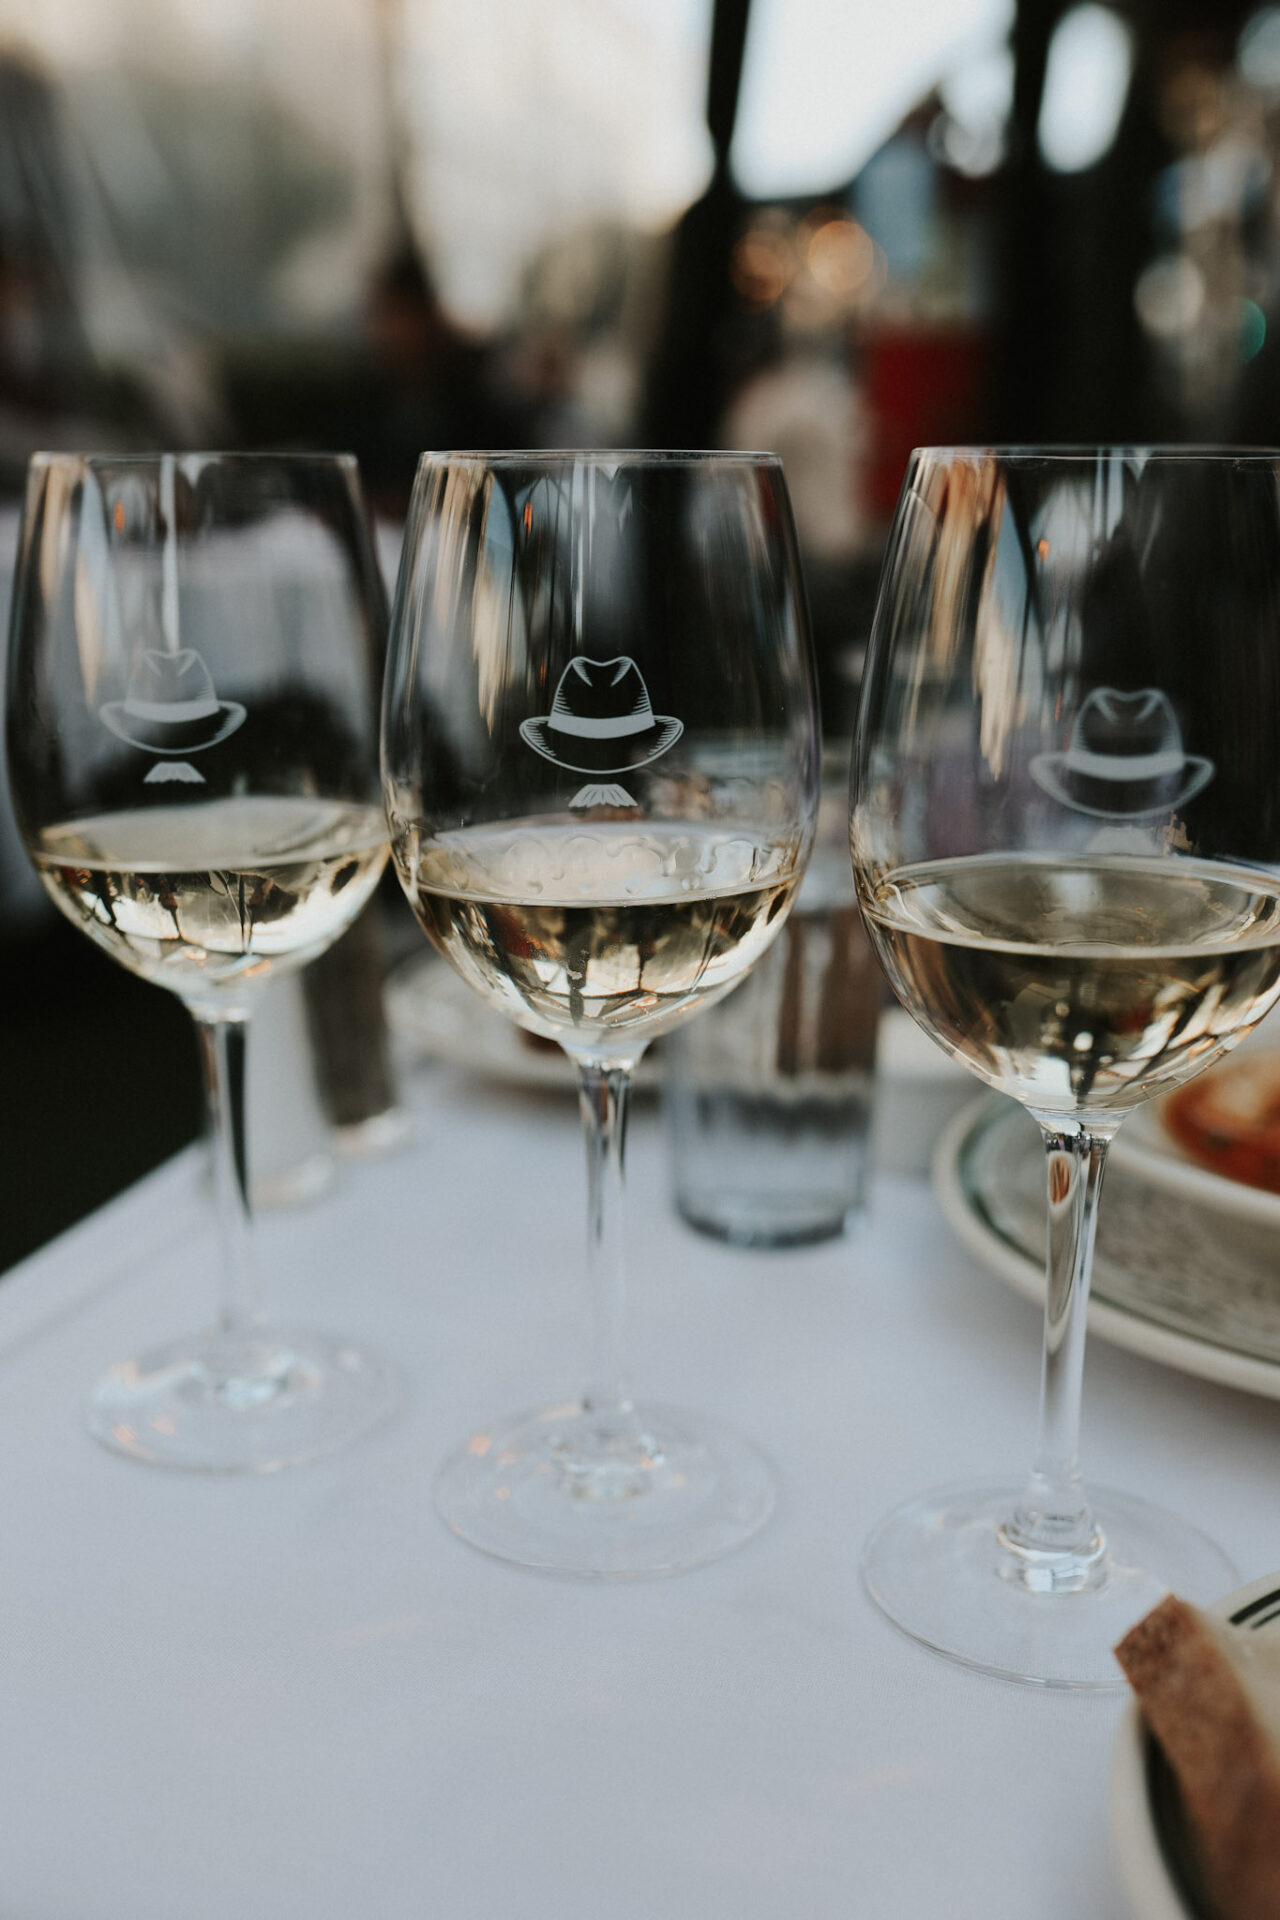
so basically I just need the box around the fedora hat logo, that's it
[101,648,247,757]
[520,656,683,775]
[1030,686,1213,819]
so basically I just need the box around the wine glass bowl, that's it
[851,448,1280,1684]
[7,452,400,1471]
[383,450,819,1575]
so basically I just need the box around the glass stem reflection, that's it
[576,1058,638,1431]
[194,1011,260,1341]
[1002,1121,1117,1586]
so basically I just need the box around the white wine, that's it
[399,820,800,1051]
[863,853,1280,1116]
[35,796,388,1000]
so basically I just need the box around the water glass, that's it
[664,775,880,1247]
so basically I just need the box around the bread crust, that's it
[1115,1595,1280,1920]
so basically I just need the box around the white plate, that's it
[384,951,660,1092]
[1112,1570,1280,1919]
[933,1098,1280,1401]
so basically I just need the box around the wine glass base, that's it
[861,1479,1239,1690]
[85,1326,402,1473]
[435,1401,777,1578]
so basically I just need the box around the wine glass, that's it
[7,452,400,1472]
[850,446,1280,1686]
[382,450,819,1576]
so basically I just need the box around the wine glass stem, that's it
[1004,1122,1113,1572]
[576,1060,635,1424]
[193,1011,260,1338]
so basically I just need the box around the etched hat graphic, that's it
[100,648,247,756]
[520,656,683,774]
[1030,686,1213,819]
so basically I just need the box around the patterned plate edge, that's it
[932,1098,1280,1404]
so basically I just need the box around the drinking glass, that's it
[8,452,399,1471]
[850,446,1280,1686]
[383,451,819,1576]
[664,766,881,1246]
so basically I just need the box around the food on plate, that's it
[1165,1052,1280,1193]
[1115,1591,1280,1920]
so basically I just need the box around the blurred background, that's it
[1,0,1277,1261]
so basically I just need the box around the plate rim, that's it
[932,1097,1280,1403]
[1111,1569,1280,1920]
[1112,1094,1280,1231]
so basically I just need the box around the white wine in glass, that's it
[851,447,1280,1686]
[383,450,820,1577]
[409,820,798,1044]
[8,452,399,1472]
[34,797,388,991]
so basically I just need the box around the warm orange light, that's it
[523,502,533,534]
[730,228,794,306]
[113,500,126,533]
[1037,538,1050,560]
[805,217,875,296]
[467,1433,493,1457]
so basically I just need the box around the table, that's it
[4,1060,1279,1919]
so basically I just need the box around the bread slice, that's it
[1115,1593,1280,1920]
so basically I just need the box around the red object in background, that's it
[1165,1053,1280,1194]
[861,326,988,520]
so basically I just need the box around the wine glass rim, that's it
[414,448,783,467]
[27,450,361,471]
[909,443,1280,464]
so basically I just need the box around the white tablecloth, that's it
[4,1061,1279,1920]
